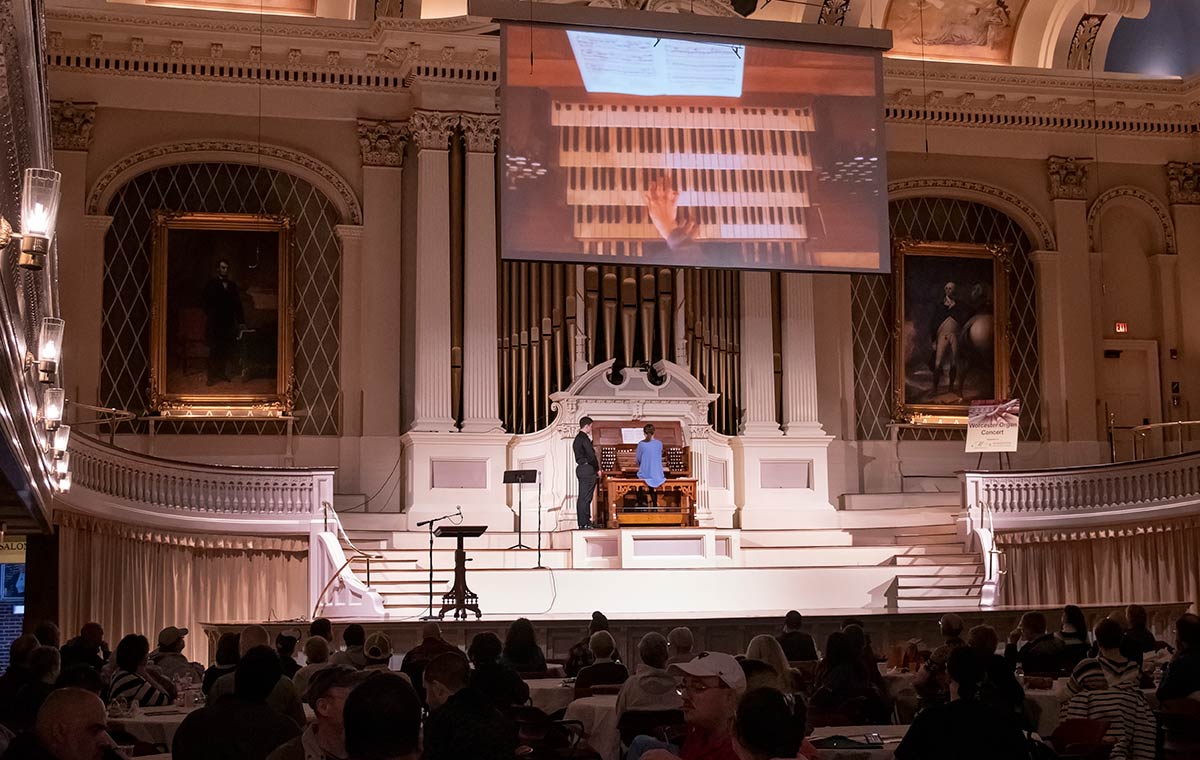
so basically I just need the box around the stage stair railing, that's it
[62,431,385,619]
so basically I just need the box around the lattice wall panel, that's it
[100,163,341,435]
[852,198,1043,441]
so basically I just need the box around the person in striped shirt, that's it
[1064,619,1141,698]
[108,634,172,708]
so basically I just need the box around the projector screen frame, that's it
[489,1,893,275]
[470,0,893,52]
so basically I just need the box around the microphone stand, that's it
[417,507,462,621]
[535,477,545,569]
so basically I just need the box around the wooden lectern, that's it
[436,525,487,620]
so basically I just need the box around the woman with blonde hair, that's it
[746,634,797,693]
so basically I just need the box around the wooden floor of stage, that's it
[200,601,1189,662]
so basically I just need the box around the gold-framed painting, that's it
[893,240,1011,425]
[149,211,294,417]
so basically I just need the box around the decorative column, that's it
[408,110,459,433]
[50,101,102,406]
[1166,162,1200,418]
[737,271,780,436]
[780,273,823,435]
[1046,156,1101,452]
[459,114,504,434]
[1032,251,1068,447]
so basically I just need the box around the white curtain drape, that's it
[56,511,308,664]
[998,517,1200,612]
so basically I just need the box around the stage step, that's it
[894,596,982,609]
[834,508,961,530]
[351,549,572,571]
[344,529,572,552]
[839,492,961,510]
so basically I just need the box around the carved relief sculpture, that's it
[1166,162,1200,205]
[1047,155,1091,200]
[50,100,96,151]
[357,119,408,167]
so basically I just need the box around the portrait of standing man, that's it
[202,258,246,386]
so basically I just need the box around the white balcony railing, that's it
[961,450,1200,605]
[59,432,384,618]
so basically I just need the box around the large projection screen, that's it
[501,22,890,273]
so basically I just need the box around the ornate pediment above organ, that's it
[549,359,717,436]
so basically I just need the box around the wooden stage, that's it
[200,601,1189,663]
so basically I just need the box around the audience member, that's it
[895,647,1028,760]
[501,618,547,673]
[745,635,796,693]
[810,631,888,725]
[342,673,421,760]
[731,687,807,760]
[966,625,1024,719]
[32,621,60,649]
[330,624,367,670]
[9,646,61,731]
[467,632,529,708]
[309,618,333,643]
[566,611,620,676]
[738,660,783,694]
[841,623,888,696]
[1005,611,1066,674]
[58,624,107,673]
[363,633,394,671]
[293,636,332,696]
[1065,618,1139,698]
[276,629,301,679]
[617,633,683,717]
[667,627,695,666]
[914,613,968,708]
[1158,613,1200,702]
[208,625,306,727]
[1,688,115,760]
[54,664,104,695]
[109,634,172,707]
[267,666,362,760]
[0,635,39,729]
[1058,605,1091,671]
[638,652,746,760]
[398,622,458,702]
[423,652,517,760]
[202,632,240,695]
[149,625,203,683]
[1123,604,1158,656]
[173,646,302,760]
[575,630,629,693]
[776,611,817,662]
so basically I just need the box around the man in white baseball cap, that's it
[638,651,746,760]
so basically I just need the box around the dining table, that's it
[810,724,909,760]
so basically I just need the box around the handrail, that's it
[1108,418,1200,462]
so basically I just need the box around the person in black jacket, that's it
[573,416,599,529]
[776,611,818,662]
[423,652,517,760]
[1005,612,1066,675]
[467,633,529,708]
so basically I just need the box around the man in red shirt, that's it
[642,652,746,760]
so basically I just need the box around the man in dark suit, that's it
[777,610,818,662]
[202,258,245,386]
[573,416,598,530]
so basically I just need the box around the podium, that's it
[436,525,487,620]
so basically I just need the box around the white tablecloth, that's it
[565,694,620,760]
[526,678,575,714]
[109,706,195,747]
[810,725,907,760]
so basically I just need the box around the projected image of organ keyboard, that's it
[555,102,815,261]
[502,24,889,274]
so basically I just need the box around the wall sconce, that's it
[41,387,64,431]
[54,451,70,477]
[0,169,62,270]
[33,317,64,383]
[49,423,70,456]
[56,472,71,493]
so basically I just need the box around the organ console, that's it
[552,102,817,264]
[591,420,698,528]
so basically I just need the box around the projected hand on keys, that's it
[643,177,699,253]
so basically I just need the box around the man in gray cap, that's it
[268,666,363,760]
[636,651,746,760]
[149,626,203,683]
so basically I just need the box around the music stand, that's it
[503,469,538,550]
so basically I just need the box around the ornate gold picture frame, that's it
[893,240,1011,425]
[149,212,294,417]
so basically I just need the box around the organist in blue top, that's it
[635,423,666,508]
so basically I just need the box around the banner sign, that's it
[966,399,1020,453]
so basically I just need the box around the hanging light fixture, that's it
[0,169,63,270]
[49,423,70,456]
[33,317,64,383]
[54,451,70,477]
[41,387,64,431]
[56,472,71,493]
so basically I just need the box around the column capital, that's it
[460,113,499,154]
[356,119,407,167]
[1166,162,1200,205]
[51,101,96,151]
[1047,155,1091,200]
[1030,249,1059,265]
[409,110,458,152]
[334,224,365,244]
[81,214,113,234]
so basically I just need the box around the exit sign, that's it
[1115,322,1129,333]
